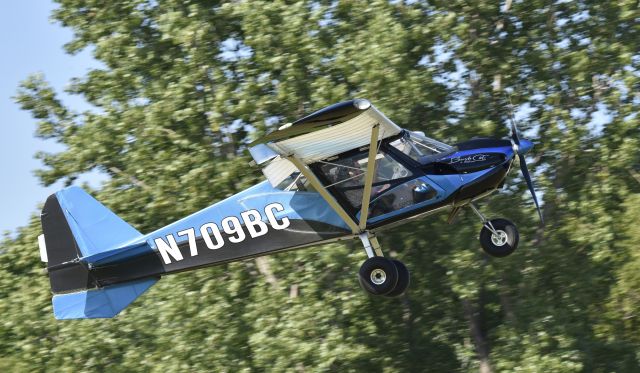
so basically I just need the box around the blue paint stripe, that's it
[142,181,349,250]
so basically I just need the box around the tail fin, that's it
[39,187,157,319]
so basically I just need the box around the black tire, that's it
[385,260,410,297]
[358,257,399,296]
[479,218,519,258]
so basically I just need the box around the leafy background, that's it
[2,0,640,372]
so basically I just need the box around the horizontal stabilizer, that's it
[52,278,157,320]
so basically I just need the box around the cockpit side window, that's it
[315,148,413,210]
[275,172,312,192]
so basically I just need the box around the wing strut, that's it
[358,124,380,230]
[286,156,360,234]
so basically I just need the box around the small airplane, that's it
[37,99,542,319]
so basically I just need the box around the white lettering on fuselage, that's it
[448,154,490,164]
[154,203,291,265]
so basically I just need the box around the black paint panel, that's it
[250,100,368,145]
[41,194,96,293]
[453,160,512,203]
[91,219,349,287]
[291,100,363,126]
[444,152,506,174]
[41,194,81,266]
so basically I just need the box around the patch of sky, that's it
[0,2,113,235]
[433,58,467,91]
[256,72,270,82]
[623,112,637,123]
[571,10,589,23]
[221,119,245,134]
[433,43,454,64]
[218,37,252,62]
[320,56,336,65]
[511,102,539,139]
[577,37,591,46]
[512,20,523,30]
[135,0,158,12]
[437,59,469,124]
[129,97,151,107]
[390,0,419,4]
[555,38,570,49]
[309,1,321,12]
[587,103,611,136]
[417,41,455,68]
[75,168,110,190]
[514,102,536,121]
[418,55,430,66]
[450,94,467,111]
[318,5,336,28]
[265,116,281,126]
[242,116,281,145]
[623,64,640,78]
[530,93,545,102]
[610,77,629,100]
[570,108,587,120]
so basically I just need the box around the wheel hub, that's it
[491,230,508,246]
[370,269,387,285]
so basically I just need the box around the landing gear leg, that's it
[359,232,383,258]
[469,203,519,257]
[357,232,410,297]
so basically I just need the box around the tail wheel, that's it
[358,257,399,296]
[385,260,410,297]
[479,218,519,257]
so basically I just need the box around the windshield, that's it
[390,131,453,162]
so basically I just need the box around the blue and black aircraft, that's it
[38,99,541,319]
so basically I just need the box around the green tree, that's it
[2,0,639,372]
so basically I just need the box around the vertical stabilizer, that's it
[40,187,157,319]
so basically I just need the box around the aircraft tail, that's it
[39,186,157,319]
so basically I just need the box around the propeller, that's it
[507,98,544,224]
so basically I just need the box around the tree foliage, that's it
[3,0,640,371]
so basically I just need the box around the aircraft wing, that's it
[249,99,402,164]
[249,99,402,188]
[249,99,403,234]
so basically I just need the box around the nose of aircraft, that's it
[518,139,534,155]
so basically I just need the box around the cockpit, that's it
[314,149,414,210]
[272,131,453,219]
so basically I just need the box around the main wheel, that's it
[479,218,519,258]
[385,260,410,297]
[358,257,399,296]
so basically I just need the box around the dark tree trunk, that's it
[462,292,494,373]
